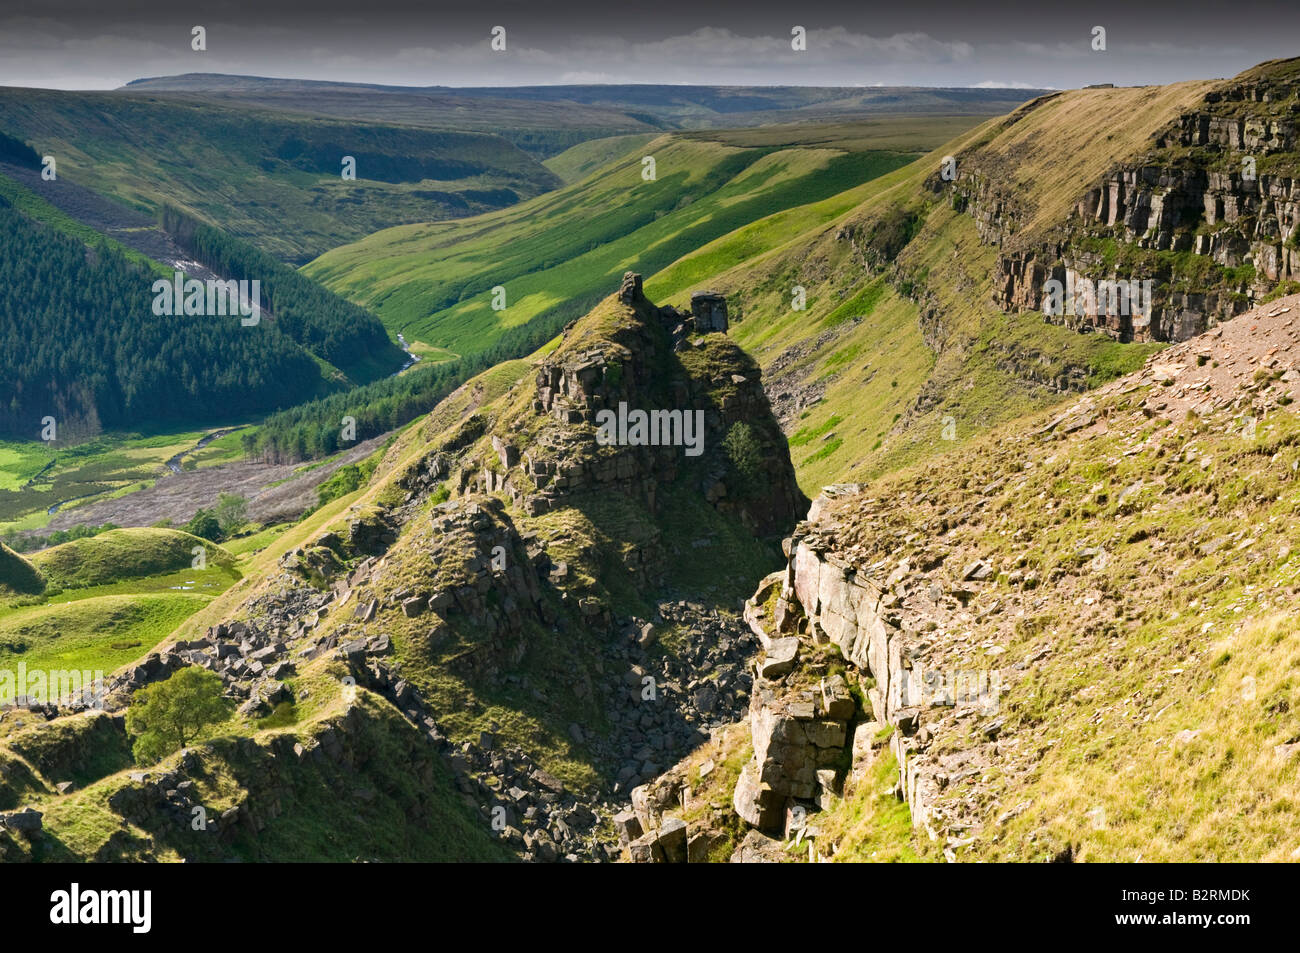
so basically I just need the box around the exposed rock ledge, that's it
[729,484,1015,858]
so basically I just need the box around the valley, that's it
[2,53,1299,869]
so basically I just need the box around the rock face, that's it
[619,271,644,304]
[690,291,729,333]
[729,563,872,847]
[461,274,806,538]
[947,69,1300,344]
[732,672,852,831]
[729,482,1015,850]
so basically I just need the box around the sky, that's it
[0,0,1296,90]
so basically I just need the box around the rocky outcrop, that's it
[460,274,806,538]
[731,669,854,830]
[4,274,809,863]
[729,484,1014,854]
[690,291,729,333]
[948,68,1300,343]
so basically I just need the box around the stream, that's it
[395,332,421,375]
[164,427,245,474]
[43,333,414,518]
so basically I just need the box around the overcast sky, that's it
[1,1,1296,90]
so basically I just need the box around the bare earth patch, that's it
[38,435,388,534]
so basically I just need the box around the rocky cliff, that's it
[708,291,1300,862]
[947,59,1300,344]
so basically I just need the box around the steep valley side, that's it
[1,275,807,862]
[633,291,1300,863]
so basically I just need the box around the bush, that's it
[316,456,380,508]
[184,509,222,542]
[214,493,249,537]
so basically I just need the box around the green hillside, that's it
[1,276,804,861]
[0,543,44,597]
[118,75,1047,157]
[544,133,659,184]
[656,79,1214,493]
[8,61,1300,867]
[31,528,234,590]
[309,100,1197,496]
[0,196,352,440]
[305,131,923,359]
[0,88,561,262]
[788,290,1300,862]
[0,593,209,690]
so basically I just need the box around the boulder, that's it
[627,830,664,863]
[401,594,428,617]
[0,808,43,833]
[687,831,719,863]
[613,810,643,845]
[656,817,688,863]
[820,673,856,720]
[759,637,799,679]
[690,291,729,333]
[850,720,882,779]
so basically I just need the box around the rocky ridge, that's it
[949,61,1300,344]
[2,275,804,861]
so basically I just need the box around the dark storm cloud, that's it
[1,0,1296,89]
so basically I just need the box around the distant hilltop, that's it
[119,73,1054,122]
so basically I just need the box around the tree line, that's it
[158,205,404,380]
[248,297,582,462]
[0,198,329,438]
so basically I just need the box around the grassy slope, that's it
[958,81,1213,238]
[305,133,918,358]
[0,530,242,702]
[0,594,208,691]
[31,528,234,590]
[809,371,1300,861]
[29,289,790,860]
[544,133,659,184]
[0,543,43,597]
[117,78,1043,156]
[311,93,1215,500]
[0,360,534,860]
[644,83,1214,494]
[680,116,990,152]
[117,78,662,159]
[0,89,560,262]
[4,682,507,861]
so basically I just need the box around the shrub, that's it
[214,493,249,537]
[723,422,764,496]
[184,509,222,542]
